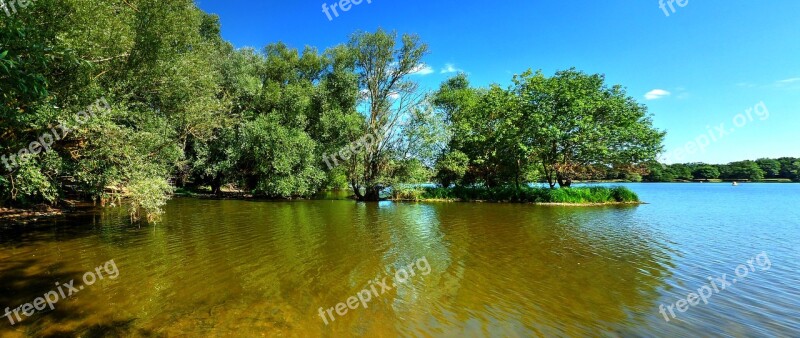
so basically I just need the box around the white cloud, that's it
[440,63,463,74]
[410,64,434,76]
[644,89,671,100]
[776,77,800,85]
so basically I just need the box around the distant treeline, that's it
[643,158,800,182]
[562,158,799,182]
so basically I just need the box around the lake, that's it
[1,183,798,337]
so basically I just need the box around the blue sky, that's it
[196,0,800,164]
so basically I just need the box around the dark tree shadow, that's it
[41,319,163,338]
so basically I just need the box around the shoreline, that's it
[389,198,645,206]
[0,206,65,224]
[0,200,95,224]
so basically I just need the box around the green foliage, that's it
[756,158,781,178]
[693,165,721,180]
[238,115,324,197]
[722,161,765,181]
[644,159,800,182]
[610,186,639,202]
[346,29,430,201]
[434,150,469,187]
[391,185,427,201]
[778,158,800,182]
[432,69,663,190]
[432,78,534,188]
[623,172,643,182]
[125,177,174,222]
[418,186,639,203]
[0,0,223,221]
[2,154,62,206]
[514,69,664,188]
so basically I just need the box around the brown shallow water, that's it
[1,184,799,337]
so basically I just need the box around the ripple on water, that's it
[1,184,798,336]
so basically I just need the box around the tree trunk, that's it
[351,180,364,200]
[557,173,572,188]
[543,163,556,189]
[211,175,223,196]
[362,186,381,201]
[356,157,382,201]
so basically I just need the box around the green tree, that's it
[726,161,765,181]
[237,115,324,197]
[346,29,429,200]
[692,165,721,180]
[643,163,676,182]
[434,150,470,187]
[777,157,800,182]
[514,69,665,188]
[756,158,782,178]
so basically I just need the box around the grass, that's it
[415,186,640,204]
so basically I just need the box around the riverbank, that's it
[0,186,640,224]
[0,200,95,224]
[0,205,64,224]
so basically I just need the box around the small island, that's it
[391,186,641,205]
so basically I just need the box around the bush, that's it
[125,177,174,222]
[391,186,426,201]
[610,186,639,202]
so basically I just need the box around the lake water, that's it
[1,183,798,337]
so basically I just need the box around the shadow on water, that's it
[0,209,164,337]
[42,319,161,338]
[0,257,157,337]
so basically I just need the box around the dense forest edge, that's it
[2,1,797,223]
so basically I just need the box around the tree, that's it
[238,115,324,197]
[434,150,470,187]
[346,29,429,201]
[756,158,782,178]
[725,161,765,181]
[692,165,720,180]
[514,69,665,188]
[0,0,227,220]
[777,158,800,182]
[643,163,676,182]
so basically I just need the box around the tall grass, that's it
[418,186,639,204]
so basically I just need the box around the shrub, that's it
[610,186,639,202]
[391,186,426,201]
[125,177,174,222]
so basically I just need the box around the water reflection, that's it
[2,186,795,337]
